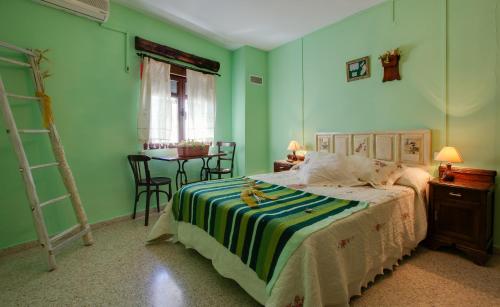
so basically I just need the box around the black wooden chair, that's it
[207,141,236,180]
[127,155,172,226]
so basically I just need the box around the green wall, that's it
[268,0,500,246]
[231,48,246,176]
[244,47,269,175]
[231,46,269,176]
[0,0,233,249]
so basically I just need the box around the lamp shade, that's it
[435,146,464,163]
[287,140,301,151]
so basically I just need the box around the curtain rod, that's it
[137,53,221,77]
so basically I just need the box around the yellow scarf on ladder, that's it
[240,179,278,208]
[36,91,53,128]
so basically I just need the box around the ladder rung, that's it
[18,129,50,134]
[6,93,41,101]
[30,162,59,170]
[50,224,81,244]
[51,226,90,254]
[0,56,31,68]
[39,194,71,208]
[0,40,36,56]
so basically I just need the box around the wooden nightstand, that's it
[274,160,299,172]
[427,167,496,265]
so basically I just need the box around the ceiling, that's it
[113,0,385,51]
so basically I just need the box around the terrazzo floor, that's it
[1,215,500,306]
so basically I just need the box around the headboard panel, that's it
[315,129,432,166]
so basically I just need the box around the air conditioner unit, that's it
[35,0,110,23]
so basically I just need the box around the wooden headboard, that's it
[315,129,432,166]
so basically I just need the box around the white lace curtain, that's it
[138,58,177,145]
[185,70,216,143]
[138,58,215,145]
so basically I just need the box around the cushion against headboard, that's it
[315,129,432,166]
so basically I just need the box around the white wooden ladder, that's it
[0,40,93,271]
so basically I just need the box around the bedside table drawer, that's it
[434,186,481,203]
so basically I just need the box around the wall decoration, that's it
[316,135,332,152]
[346,56,370,82]
[334,135,350,155]
[315,130,431,165]
[379,48,401,82]
[375,135,394,161]
[401,134,423,163]
[353,134,370,157]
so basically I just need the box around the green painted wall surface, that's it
[244,47,269,175]
[232,48,246,176]
[268,0,500,246]
[231,46,269,176]
[268,39,303,156]
[0,0,233,249]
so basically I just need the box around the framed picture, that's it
[401,134,424,163]
[334,135,350,155]
[316,135,332,152]
[346,56,370,82]
[375,134,395,161]
[353,134,370,157]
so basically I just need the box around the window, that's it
[170,75,184,142]
[139,58,215,149]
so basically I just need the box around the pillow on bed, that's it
[298,152,361,186]
[395,166,432,193]
[369,160,405,186]
[292,151,331,171]
[347,156,404,186]
[347,155,373,182]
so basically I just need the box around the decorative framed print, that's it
[401,134,423,163]
[353,134,370,157]
[334,135,350,155]
[346,56,370,82]
[316,134,332,152]
[375,134,395,161]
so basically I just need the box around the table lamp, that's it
[435,146,464,182]
[287,140,301,161]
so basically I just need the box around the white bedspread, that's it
[148,171,428,306]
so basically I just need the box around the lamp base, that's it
[441,163,455,182]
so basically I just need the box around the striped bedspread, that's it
[172,177,368,292]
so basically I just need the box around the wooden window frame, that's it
[171,64,187,142]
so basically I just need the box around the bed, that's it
[148,130,432,306]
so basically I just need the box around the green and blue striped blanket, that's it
[172,177,368,293]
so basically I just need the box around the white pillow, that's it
[293,151,331,171]
[369,160,405,186]
[347,155,373,182]
[347,156,404,186]
[395,166,432,193]
[298,152,361,186]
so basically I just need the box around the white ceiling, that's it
[113,0,385,51]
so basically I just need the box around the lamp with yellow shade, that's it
[435,146,464,182]
[287,140,301,161]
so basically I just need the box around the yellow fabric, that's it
[240,179,279,208]
[36,91,53,128]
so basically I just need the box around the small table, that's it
[152,153,226,190]
[427,167,496,265]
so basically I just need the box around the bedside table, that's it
[274,160,299,172]
[427,167,496,265]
